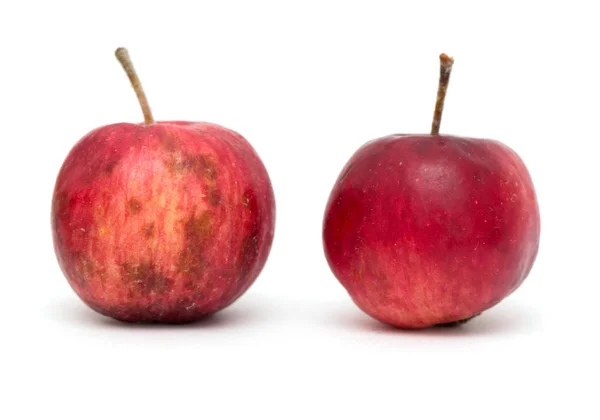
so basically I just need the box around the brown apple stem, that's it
[430,53,454,135]
[115,47,154,125]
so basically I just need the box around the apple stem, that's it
[115,48,155,125]
[430,53,454,136]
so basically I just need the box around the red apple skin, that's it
[323,134,540,328]
[52,121,275,323]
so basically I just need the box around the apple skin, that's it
[323,134,540,328]
[52,121,275,323]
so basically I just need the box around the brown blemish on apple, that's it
[186,211,212,238]
[81,257,95,278]
[208,188,222,206]
[71,254,96,287]
[104,160,120,174]
[143,223,155,239]
[238,188,260,277]
[191,155,217,181]
[167,153,220,207]
[128,199,142,214]
[160,127,187,153]
[122,262,174,296]
[161,133,177,151]
[239,233,259,277]
[183,281,205,293]
[178,212,212,276]
[52,193,69,246]
[168,154,217,182]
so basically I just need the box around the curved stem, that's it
[115,48,154,125]
[431,53,454,135]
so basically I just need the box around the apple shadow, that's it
[45,296,264,331]
[330,301,541,337]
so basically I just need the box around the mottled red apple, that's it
[323,54,540,328]
[52,48,275,323]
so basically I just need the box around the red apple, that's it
[323,54,540,328]
[52,48,275,323]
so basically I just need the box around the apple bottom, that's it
[350,294,487,330]
[81,279,248,324]
[338,235,531,329]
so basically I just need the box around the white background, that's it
[1,1,598,418]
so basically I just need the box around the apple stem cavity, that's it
[115,47,155,125]
[430,53,454,136]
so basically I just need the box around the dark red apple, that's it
[52,48,275,323]
[323,54,540,328]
